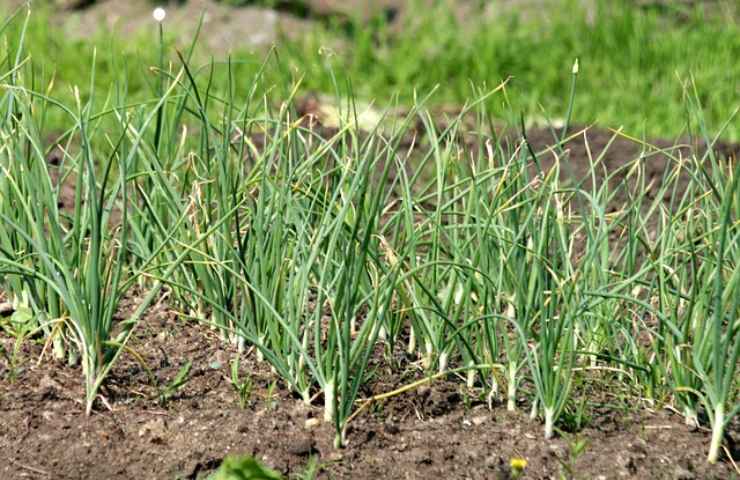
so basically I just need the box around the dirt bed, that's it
[0,303,735,480]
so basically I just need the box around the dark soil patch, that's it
[521,124,739,201]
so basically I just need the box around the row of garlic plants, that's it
[0,10,736,461]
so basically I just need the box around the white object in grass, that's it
[153,7,166,23]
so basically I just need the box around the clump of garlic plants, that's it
[0,6,736,464]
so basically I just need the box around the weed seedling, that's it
[265,380,278,411]
[558,437,589,480]
[229,357,254,409]
[158,360,193,406]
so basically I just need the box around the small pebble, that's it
[304,418,320,429]
[471,415,488,426]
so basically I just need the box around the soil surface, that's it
[522,125,739,209]
[0,295,736,480]
[1,126,738,479]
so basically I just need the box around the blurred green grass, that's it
[2,0,738,140]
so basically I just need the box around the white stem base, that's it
[507,362,517,412]
[334,429,346,449]
[438,351,449,374]
[707,404,724,464]
[466,361,476,388]
[378,326,387,342]
[324,381,335,423]
[544,407,555,440]
[507,387,516,411]
[421,340,433,370]
[51,324,66,361]
[487,376,499,410]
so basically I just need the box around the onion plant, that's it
[658,152,738,463]
[0,18,224,413]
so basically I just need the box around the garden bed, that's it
[1,126,737,479]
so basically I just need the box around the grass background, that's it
[2,0,739,139]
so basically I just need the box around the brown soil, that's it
[523,125,739,216]
[1,126,738,479]
[1,296,735,480]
